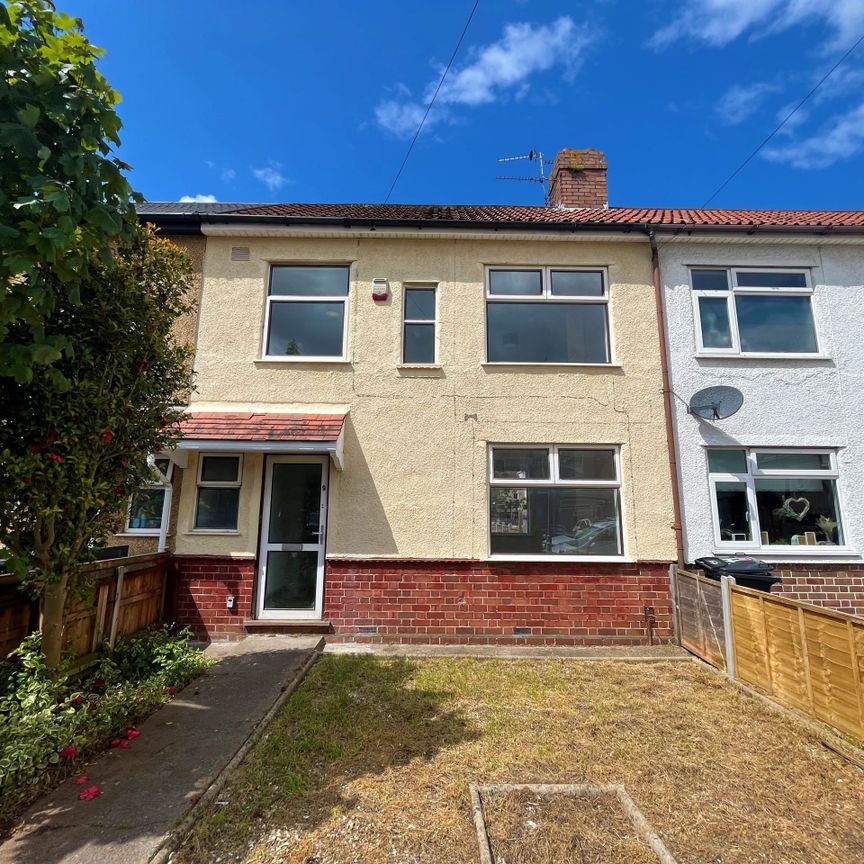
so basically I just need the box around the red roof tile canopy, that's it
[179,412,345,442]
[222,203,864,230]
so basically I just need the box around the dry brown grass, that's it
[175,656,864,864]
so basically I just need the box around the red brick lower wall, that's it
[169,555,255,641]
[772,564,864,617]
[323,559,674,645]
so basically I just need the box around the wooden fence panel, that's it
[730,585,864,742]
[675,569,726,669]
[0,578,34,659]
[113,563,166,641]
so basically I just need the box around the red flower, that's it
[59,746,77,760]
[91,678,105,689]
[125,728,140,740]
[71,775,88,785]
[78,785,101,801]
[71,695,84,707]
[46,427,58,443]
[165,685,177,696]
[103,431,113,444]
[47,453,64,464]
[110,739,130,750]
[28,442,42,453]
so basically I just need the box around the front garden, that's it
[176,655,864,864]
[0,626,209,828]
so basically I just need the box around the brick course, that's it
[323,558,673,646]
[772,564,864,616]
[169,555,255,640]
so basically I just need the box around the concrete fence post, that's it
[720,575,737,680]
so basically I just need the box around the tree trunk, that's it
[42,577,69,668]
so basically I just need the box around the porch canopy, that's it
[174,411,346,469]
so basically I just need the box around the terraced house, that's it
[126,147,864,642]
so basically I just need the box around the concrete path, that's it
[324,642,690,661]
[0,635,322,864]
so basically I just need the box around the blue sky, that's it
[69,0,864,209]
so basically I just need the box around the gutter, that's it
[648,230,687,566]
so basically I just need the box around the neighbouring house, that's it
[136,149,681,643]
[659,222,864,614]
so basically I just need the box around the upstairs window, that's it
[194,455,242,531]
[402,286,437,364]
[126,458,173,535]
[264,265,349,360]
[489,445,622,557]
[707,448,844,550]
[486,267,610,364]
[691,267,818,356]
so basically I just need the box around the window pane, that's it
[698,297,733,349]
[195,487,240,530]
[755,478,843,546]
[714,481,752,542]
[268,463,322,544]
[736,271,807,289]
[200,456,240,483]
[490,487,620,556]
[489,270,542,295]
[270,266,349,296]
[486,302,609,363]
[128,488,165,530]
[404,288,435,320]
[492,448,549,480]
[756,452,831,471]
[691,269,729,291]
[550,270,604,297]
[735,295,817,353]
[403,323,435,363]
[707,449,748,474]
[267,301,345,356]
[263,551,318,610]
[154,457,171,475]
[559,449,616,480]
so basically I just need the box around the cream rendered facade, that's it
[173,229,677,567]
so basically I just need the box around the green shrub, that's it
[0,626,209,824]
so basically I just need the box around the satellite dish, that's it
[687,385,744,421]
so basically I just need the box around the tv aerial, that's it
[687,386,744,421]
[496,149,553,204]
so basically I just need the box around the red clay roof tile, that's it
[180,412,345,442]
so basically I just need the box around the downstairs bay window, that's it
[489,445,622,558]
[708,449,845,550]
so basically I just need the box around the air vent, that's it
[230,246,250,262]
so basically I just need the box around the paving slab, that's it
[0,635,321,864]
[323,642,689,660]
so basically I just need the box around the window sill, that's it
[255,358,352,365]
[482,362,622,370]
[695,353,831,361]
[185,529,241,536]
[487,554,629,563]
[115,531,162,538]
[713,547,859,559]
[397,363,442,370]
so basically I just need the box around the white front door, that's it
[257,455,328,619]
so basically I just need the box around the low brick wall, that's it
[772,564,864,617]
[170,555,255,641]
[323,559,673,645]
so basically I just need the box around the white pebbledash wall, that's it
[661,238,864,564]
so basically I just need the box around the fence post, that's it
[668,564,680,646]
[720,575,737,680]
[108,565,126,648]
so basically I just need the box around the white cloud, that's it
[763,100,864,167]
[252,161,291,191]
[716,81,781,124]
[179,194,218,203]
[375,17,592,137]
[651,0,864,51]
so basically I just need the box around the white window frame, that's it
[487,444,624,561]
[707,447,849,553]
[484,266,612,365]
[193,453,243,533]
[123,457,174,537]
[691,266,820,357]
[402,283,438,365]
[261,264,351,362]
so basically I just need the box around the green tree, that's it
[0,1,139,383]
[0,227,195,667]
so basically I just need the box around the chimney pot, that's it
[548,148,608,209]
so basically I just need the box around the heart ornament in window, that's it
[783,496,810,522]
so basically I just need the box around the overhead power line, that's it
[382,0,480,204]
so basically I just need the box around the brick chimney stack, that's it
[547,148,608,209]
